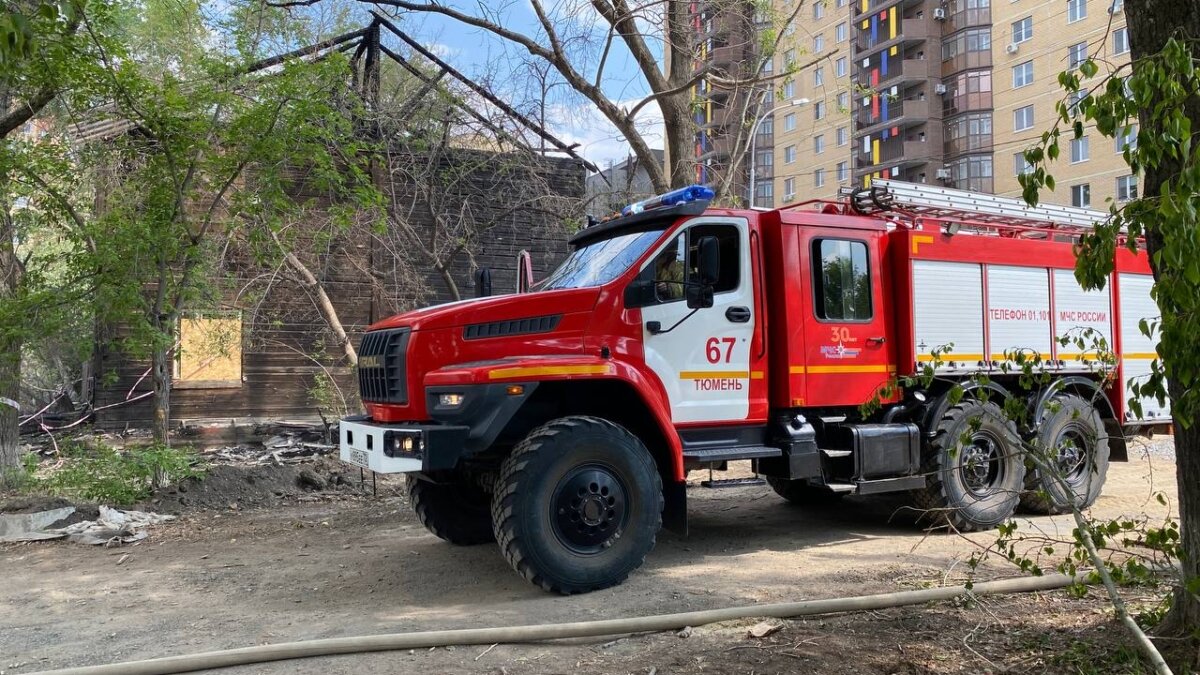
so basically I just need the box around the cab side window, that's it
[641,224,742,305]
[813,238,872,321]
[647,235,686,302]
[688,224,740,294]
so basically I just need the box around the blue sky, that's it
[374,1,665,169]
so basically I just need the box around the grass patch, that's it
[26,442,205,506]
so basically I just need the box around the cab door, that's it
[638,217,756,423]
[797,229,894,407]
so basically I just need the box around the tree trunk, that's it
[151,342,171,447]
[0,333,20,485]
[1125,0,1200,636]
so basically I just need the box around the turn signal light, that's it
[505,385,525,396]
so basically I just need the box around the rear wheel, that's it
[913,400,1026,532]
[766,477,845,505]
[491,416,663,594]
[408,475,495,545]
[1020,394,1109,514]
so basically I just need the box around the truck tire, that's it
[1020,394,1110,514]
[491,416,663,594]
[766,477,845,505]
[913,400,1026,532]
[408,476,496,545]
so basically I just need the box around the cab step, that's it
[700,477,768,489]
[682,446,783,463]
[821,449,853,459]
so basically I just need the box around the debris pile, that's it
[0,505,174,545]
[203,431,336,466]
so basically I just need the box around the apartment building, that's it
[753,0,1131,208]
[763,0,857,205]
[992,0,1134,206]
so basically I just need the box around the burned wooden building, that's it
[89,20,589,431]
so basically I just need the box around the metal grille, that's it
[463,315,561,340]
[357,328,410,404]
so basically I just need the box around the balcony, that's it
[855,95,942,132]
[856,138,939,169]
[853,0,923,17]
[855,19,935,53]
[855,58,939,89]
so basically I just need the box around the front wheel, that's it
[491,416,663,594]
[408,476,495,545]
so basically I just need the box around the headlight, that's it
[438,393,465,407]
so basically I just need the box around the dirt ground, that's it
[0,446,1183,675]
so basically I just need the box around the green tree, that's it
[1019,3,1200,644]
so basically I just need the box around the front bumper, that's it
[339,416,468,474]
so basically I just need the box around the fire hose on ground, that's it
[33,572,1089,675]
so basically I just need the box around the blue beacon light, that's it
[621,185,716,217]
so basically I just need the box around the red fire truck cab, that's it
[340,180,1162,594]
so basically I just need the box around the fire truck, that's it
[339,179,1164,594]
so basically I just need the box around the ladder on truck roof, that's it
[840,178,1112,236]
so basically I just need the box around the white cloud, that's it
[545,98,664,170]
[422,42,459,60]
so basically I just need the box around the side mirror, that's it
[686,284,714,309]
[696,235,720,287]
[623,279,657,308]
[475,268,493,298]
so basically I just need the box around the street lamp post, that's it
[748,98,810,207]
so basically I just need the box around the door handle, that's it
[725,306,752,323]
[867,336,886,345]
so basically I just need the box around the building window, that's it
[1014,104,1034,131]
[814,1,824,19]
[837,0,848,7]
[756,148,773,171]
[1068,0,1087,23]
[814,101,826,119]
[837,91,849,109]
[945,111,993,152]
[1068,90,1086,115]
[836,57,847,77]
[784,177,796,201]
[757,115,774,141]
[1117,125,1137,152]
[814,34,824,52]
[784,145,797,163]
[948,153,994,192]
[1068,42,1088,69]
[942,27,992,61]
[1071,184,1091,208]
[755,181,774,208]
[836,22,848,42]
[784,112,796,131]
[1070,136,1090,163]
[176,314,243,388]
[943,69,993,115]
[1011,16,1033,43]
[837,126,849,146]
[784,80,795,99]
[814,168,826,188]
[837,161,849,181]
[785,49,796,67]
[813,239,872,321]
[1012,61,1034,88]
[1109,0,1123,12]
[1113,27,1129,54]
[814,67,825,87]
[814,135,826,154]
[1116,175,1138,201]
[1014,152,1033,175]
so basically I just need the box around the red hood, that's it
[369,287,603,332]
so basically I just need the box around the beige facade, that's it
[991,0,1133,207]
[754,0,1133,209]
[766,0,857,205]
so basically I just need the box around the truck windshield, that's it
[538,229,665,290]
